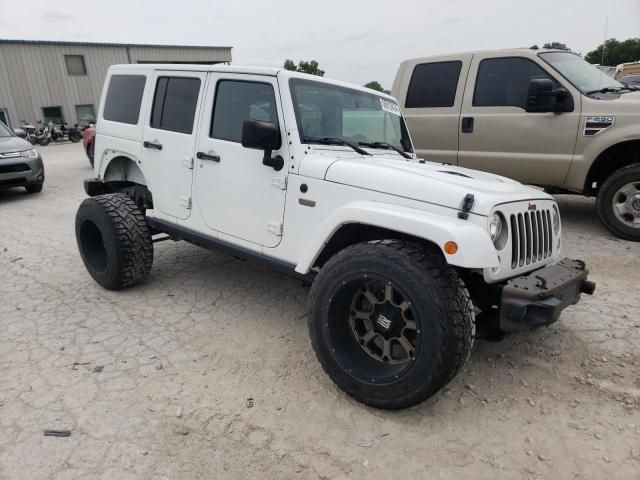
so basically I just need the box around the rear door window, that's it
[150,77,201,134]
[103,75,146,124]
[405,61,462,108]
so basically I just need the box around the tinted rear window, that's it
[103,75,146,124]
[150,77,201,134]
[405,61,462,108]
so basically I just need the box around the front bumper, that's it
[499,258,595,332]
[0,155,44,189]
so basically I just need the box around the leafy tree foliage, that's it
[585,38,640,66]
[283,59,325,76]
[543,42,571,51]
[364,81,390,94]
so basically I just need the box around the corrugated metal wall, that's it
[0,43,232,128]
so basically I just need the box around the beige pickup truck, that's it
[392,48,640,241]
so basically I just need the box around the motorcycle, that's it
[19,122,39,145]
[34,121,52,146]
[51,122,82,143]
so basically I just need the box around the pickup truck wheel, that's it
[308,241,474,409]
[75,193,153,290]
[597,163,640,241]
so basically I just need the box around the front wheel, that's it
[308,241,474,409]
[75,193,153,290]
[38,137,50,146]
[596,163,640,241]
[70,133,82,143]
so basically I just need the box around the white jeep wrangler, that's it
[76,64,594,409]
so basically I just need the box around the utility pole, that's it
[601,16,608,65]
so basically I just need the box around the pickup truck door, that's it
[396,54,472,164]
[458,53,581,185]
[194,73,289,248]
[142,70,207,219]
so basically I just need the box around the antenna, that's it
[601,15,608,65]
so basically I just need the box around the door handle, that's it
[143,141,163,150]
[196,151,220,162]
[461,117,474,133]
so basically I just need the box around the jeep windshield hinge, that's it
[458,193,475,220]
[271,176,287,190]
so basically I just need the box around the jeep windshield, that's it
[289,78,413,155]
[539,51,625,95]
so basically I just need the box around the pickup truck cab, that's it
[75,64,593,409]
[392,48,640,240]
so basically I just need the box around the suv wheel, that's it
[597,163,640,241]
[308,241,474,409]
[75,193,153,290]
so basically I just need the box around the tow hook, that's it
[581,280,596,295]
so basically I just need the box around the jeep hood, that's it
[319,155,550,216]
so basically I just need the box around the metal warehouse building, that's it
[0,39,232,129]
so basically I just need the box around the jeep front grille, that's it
[509,210,552,268]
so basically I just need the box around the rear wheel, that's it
[308,241,474,409]
[75,193,153,290]
[597,163,640,241]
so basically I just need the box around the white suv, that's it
[75,64,594,409]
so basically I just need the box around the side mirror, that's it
[242,120,284,171]
[13,128,26,138]
[526,78,573,113]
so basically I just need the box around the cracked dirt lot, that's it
[0,142,639,480]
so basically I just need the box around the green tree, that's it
[363,81,390,94]
[543,42,571,51]
[283,59,325,76]
[584,38,640,65]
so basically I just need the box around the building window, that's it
[0,109,10,128]
[42,106,64,125]
[75,105,96,124]
[150,77,201,134]
[65,55,87,75]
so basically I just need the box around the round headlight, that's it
[552,205,560,234]
[489,212,503,241]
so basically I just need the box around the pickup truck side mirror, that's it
[526,78,574,113]
[242,119,284,171]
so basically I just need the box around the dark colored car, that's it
[82,124,96,167]
[0,121,45,193]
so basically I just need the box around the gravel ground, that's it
[1,142,638,480]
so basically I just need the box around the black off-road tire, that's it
[25,183,43,194]
[87,141,95,167]
[596,163,640,241]
[308,240,475,409]
[75,193,153,290]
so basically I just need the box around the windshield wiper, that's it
[358,141,412,159]
[585,86,637,95]
[303,137,371,156]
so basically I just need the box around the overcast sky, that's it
[0,0,638,88]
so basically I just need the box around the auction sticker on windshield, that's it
[380,98,401,116]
